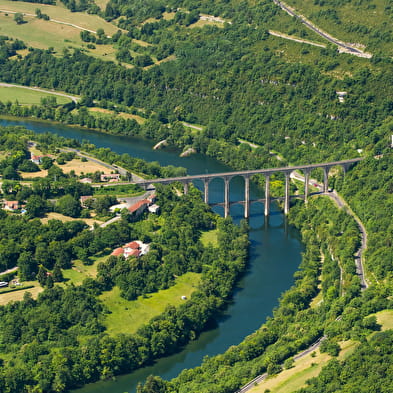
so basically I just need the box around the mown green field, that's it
[0,86,71,105]
[0,0,119,33]
[200,229,219,247]
[62,254,109,285]
[0,0,119,58]
[100,272,201,335]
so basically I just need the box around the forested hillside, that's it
[0,126,250,392]
[0,0,392,392]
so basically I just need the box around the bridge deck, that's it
[135,158,362,186]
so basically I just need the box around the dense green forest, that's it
[0,0,392,391]
[137,192,393,393]
[0,125,250,392]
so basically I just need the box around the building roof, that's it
[80,195,93,201]
[148,204,160,213]
[111,247,124,256]
[128,199,150,213]
[127,249,141,258]
[125,241,139,249]
[4,200,19,209]
[80,178,93,183]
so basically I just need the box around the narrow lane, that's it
[272,0,372,58]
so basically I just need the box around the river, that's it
[0,117,303,393]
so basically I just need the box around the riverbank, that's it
[0,117,304,393]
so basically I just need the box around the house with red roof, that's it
[31,155,43,165]
[111,247,124,257]
[110,240,149,259]
[3,200,20,211]
[80,195,94,208]
[128,199,150,219]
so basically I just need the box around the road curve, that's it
[236,173,368,393]
[236,336,327,393]
[329,190,368,290]
[272,0,372,58]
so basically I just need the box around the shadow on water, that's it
[0,118,303,393]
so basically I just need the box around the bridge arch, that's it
[134,158,363,217]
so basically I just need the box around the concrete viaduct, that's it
[135,158,363,218]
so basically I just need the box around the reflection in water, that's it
[0,117,302,393]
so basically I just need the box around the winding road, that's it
[272,0,372,58]
[291,171,368,289]
[236,171,368,393]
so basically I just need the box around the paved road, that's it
[272,0,372,58]
[0,266,19,276]
[236,335,327,392]
[60,148,147,182]
[0,82,79,103]
[329,190,368,290]
[269,30,326,48]
[237,170,368,393]
[291,171,368,289]
[129,158,363,187]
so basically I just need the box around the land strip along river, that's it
[0,118,303,393]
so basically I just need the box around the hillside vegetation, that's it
[285,0,393,55]
[0,0,392,392]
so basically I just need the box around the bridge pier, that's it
[203,178,210,204]
[183,181,189,195]
[264,175,270,216]
[133,158,362,218]
[304,170,310,203]
[323,167,329,193]
[284,172,290,215]
[224,176,230,218]
[244,176,250,219]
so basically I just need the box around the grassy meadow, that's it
[200,229,219,247]
[0,85,71,105]
[248,309,393,393]
[0,283,43,305]
[62,254,109,286]
[0,0,119,59]
[100,272,201,335]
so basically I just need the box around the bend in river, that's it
[0,117,303,393]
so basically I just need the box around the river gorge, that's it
[0,117,303,393]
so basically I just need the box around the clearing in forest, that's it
[100,272,201,335]
[0,86,71,105]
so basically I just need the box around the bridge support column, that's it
[264,175,270,216]
[304,170,310,204]
[323,167,329,193]
[244,176,250,219]
[203,178,210,204]
[284,172,290,215]
[183,182,189,195]
[224,177,230,218]
[342,163,351,173]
